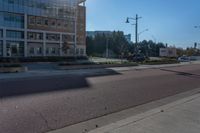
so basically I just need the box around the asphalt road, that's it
[1,64,200,133]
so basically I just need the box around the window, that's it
[27,32,43,40]
[36,47,42,54]
[50,47,56,54]
[0,41,3,56]
[62,35,75,42]
[69,48,74,55]
[44,19,48,26]
[80,48,84,55]
[46,33,60,41]
[6,41,24,57]
[3,12,24,28]
[29,47,35,54]
[6,30,24,39]
[76,48,79,55]
[28,16,35,25]
[36,17,42,25]
[51,20,56,27]
[46,48,49,54]
[0,30,2,38]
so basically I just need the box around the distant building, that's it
[159,48,177,57]
[87,31,113,38]
[124,34,132,43]
[87,31,131,43]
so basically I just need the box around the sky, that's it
[85,0,200,48]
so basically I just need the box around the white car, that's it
[178,56,190,62]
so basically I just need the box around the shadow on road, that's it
[0,69,121,98]
[160,68,200,79]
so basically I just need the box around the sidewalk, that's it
[89,91,200,133]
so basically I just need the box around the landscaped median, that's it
[58,58,181,70]
[142,58,180,65]
[58,61,138,70]
[0,64,28,73]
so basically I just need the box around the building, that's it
[87,31,131,43]
[160,48,177,57]
[0,0,86,57]
[124,34,131,43]
[87,31,113,38]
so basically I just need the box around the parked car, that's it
[127,54,146,62]
[178,56,190,62]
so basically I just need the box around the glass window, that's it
[36,47,42,54]
[46,47,49,54]
[6,30,24,39]
[0,41,3,56]
[62,34,75,42]
[36,17,42,25]
[80,48,84,55]
[44,19,48,26]
[76,48,79,55]
[6,41,24,57]
[29,47,35,54]
[28,16,35,25]
[27,32,43,40]
[3,12,24,28]
[46,33,60,41]
[0,29,2,38]
[50,47,56,54]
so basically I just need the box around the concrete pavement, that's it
[89,90,200,133]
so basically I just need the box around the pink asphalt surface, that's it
[0,64,200,133]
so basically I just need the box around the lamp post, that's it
[126,14,142,46]
[126,14,142,54]
[194,26,200,50]
[138,29,149,42]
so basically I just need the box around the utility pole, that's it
[126,14,142,53]
[135,14,139,45]
[106,38,109,58]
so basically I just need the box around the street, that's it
[1,64,200,133]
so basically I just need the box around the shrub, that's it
[0,64,22,68]
[143,59,180,65]
[0,56,88,63]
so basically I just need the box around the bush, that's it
[0,56,88,63]
[0,64,22,68]
[58,61,95,66]
[143,59,180,65]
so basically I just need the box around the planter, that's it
[0,67,28,73]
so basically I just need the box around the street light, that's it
[126,14,142,45]
[138,29,149,42]
[126,14,142,54]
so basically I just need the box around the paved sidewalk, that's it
[89,92,200,133]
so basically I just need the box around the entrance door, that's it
[7,41,24,57]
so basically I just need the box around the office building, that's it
[0,0,86,57]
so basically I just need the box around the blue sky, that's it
[86,0,200,48]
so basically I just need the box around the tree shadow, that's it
[0,69,121,98]
[159,68,200,79]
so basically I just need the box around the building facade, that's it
[160,48,177,57]
[124,34,131,43]
[87,31,132,43]
[0,0,86,57]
